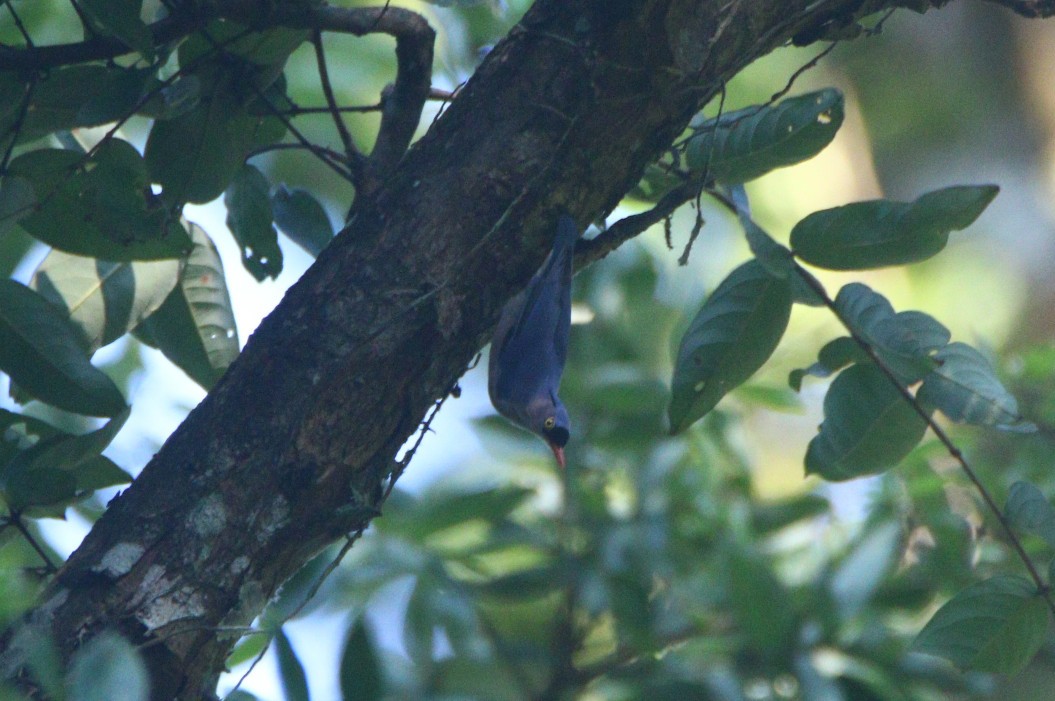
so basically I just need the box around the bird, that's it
[488,214,579,468]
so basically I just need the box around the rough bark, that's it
[2,0,1053,698]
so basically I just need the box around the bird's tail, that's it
[554,214,579,254]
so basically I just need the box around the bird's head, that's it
[526,394,570,468]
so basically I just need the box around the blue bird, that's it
[488,214,579,468]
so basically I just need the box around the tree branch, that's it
[3,0,1054,698]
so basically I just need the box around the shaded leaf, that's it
[224,165,283,280]
[912,575,1049,674]
[274,630,311,701]
[78,0,154,60]
[67,631,149,701]
[686,88,844,184]
[726,544,797,659]
[1005,481,1055,550]
[474,565,566,602]
[272,185,334,257]
[791,185,999,270]
[669,260,792,433]
[135,222,239,390]
[0,280,125,417]
[339,618,383,701]
[789,336,866,391]
[0,177,34,237]
[805,364,927,481]
[918,342,1034,431]
[751,493,830,533]
[8,143,191,260]
[2,466,77,510]
[31,250,181,353]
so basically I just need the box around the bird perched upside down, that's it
[488,215,580,468]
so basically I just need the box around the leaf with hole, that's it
[790,185,998,270]
[669,261,792,433]
[918,342,1034,431]
[8,142,191,260]
[0,280,126,417]
[912,575,1050,674]
[225,165,283,280]
[31,250,181,354]
[686,88,844,184]
[806,364,928,481]
[135,222,239,390]
[272,185,334,257]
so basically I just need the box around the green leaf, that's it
[67,631,149,701]
[750,493,830,533]
[272,186,334,257]
[726,544,797,659]
[135,222,239,390]
[790,185,999,270]
[918,342,1034,431]
[224,165,283,280]
[339,618,383,701]
[380,485,533,540]
[1005,481,1055,550]
[789,336,866,391]
[669,260,793,433]
[8,143,192,260]
[274,630,311,701]
[73,456,132,492]
[628,164,685,202]
[77,0,154,61]
[2,466,77,510]
[9,66,152,141]
[912,575,1050,674]
[0,177,35,237]
[805,364,928,481]
[686,88,844,184]
[475,565,566,601]
[14,407,128,474]
[0,279,126,417]
[739,214,793,279]
[145,83,267,205]
[834,283,949,383]
[31,250,181,354]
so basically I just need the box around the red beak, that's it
[549,443,566,469]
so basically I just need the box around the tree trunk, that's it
[2,0,1051,697]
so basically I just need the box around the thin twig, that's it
[4,0,34,46]
[281,104,382,115]
[312,29,359,162]
[0,77,37,175]
[7,514,58,574]
[793,266,1055,613]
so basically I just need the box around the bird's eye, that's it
[544,416,556,430]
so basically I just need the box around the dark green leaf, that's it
[137,76,201,120]
[629,164,685,202]
[145,82,270,205]
[0,177,34,236]
[726,544,797,659]
[0,279,126,417]
[918,342,1034,431]
[8,143,191,260]
[669,260,793,433]
[789,337,866,391]
[135,222,239,390]
[790,185,999,270]
[474,565,565,601]
[224,165,283,280]
[686,88,844,184]
[912,575,1050,674]
[834,284,948,383]
[339,618,383,701]
[1006,481,1055,550]
[739,214,793,278]
[274,630,311,701]
[10,66,152,141]
[380,485,533,540]
[31,250,181,353]
[805,364,928,481]
[2,466,77,510]
[67,631,149,701]
[751,494,830,533]
[77,0,154,60]
[272,186,334,257]
[15,407,128,474]
[73,456,132,492]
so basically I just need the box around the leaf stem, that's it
[793,264,1055,613]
